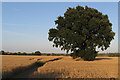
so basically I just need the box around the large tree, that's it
[48,6,115,61]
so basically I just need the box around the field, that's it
[2,55,62,78]
[1,55,118,78]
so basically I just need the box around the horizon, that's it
[0,50,119,54]
[2,2,118,53]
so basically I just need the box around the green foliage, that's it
[70,53,78,59]
[0,50,10,55]
[22,52,27,55]
[42,53,69,56]
[81,51,98,61]
[97,53,120,57]
[34,51,41,56]
[1,50,5,55]
[0,51,39,55]
[48,5,115,61]
[47,54,51,56]
[108,53,119,57]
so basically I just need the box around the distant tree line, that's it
[0,50,70,56]
[69,53,120,58]
[0,50,119,57]
[42,53,70,56]
[97,53,120,57]
[0,50,42,56]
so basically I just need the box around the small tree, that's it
[34,51,41,55]
[22,52,27,55]
[1,50,5,55]
[48,5,115,61]
[17,52,21,55]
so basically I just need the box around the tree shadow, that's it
[2,57,63,78]
[2,61,45,78]
[46,57,63,62]
[95,58,112,61]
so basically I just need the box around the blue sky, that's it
[0,2,2,51]
[2,2,118,53]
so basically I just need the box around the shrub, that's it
[34,51,41,56]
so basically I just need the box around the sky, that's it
[2,2,118,53]
[0,2,2,51]
[118,2,120,52]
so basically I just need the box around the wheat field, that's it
[1,55,118,78]
[1,55,62,78]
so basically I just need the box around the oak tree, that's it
[48,6,115,61]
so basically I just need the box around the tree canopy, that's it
[48,5,115,61]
